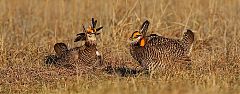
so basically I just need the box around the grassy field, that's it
[0,0,240,94]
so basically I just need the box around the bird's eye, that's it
[134,36,138,38]
[134,35,141,38]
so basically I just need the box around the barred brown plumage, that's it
[44,18,104,70]
[129,20,194,74]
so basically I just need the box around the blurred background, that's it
[0,0,240,93]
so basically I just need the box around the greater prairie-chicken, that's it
[129,20,194,73]
[45,18,103,70]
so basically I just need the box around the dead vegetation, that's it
[0,0,240,94]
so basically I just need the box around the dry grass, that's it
[0,0,240,94]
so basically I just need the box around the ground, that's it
[0,0,240,94]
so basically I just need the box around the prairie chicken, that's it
[45,18,104,70]
[129,20,194,73]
